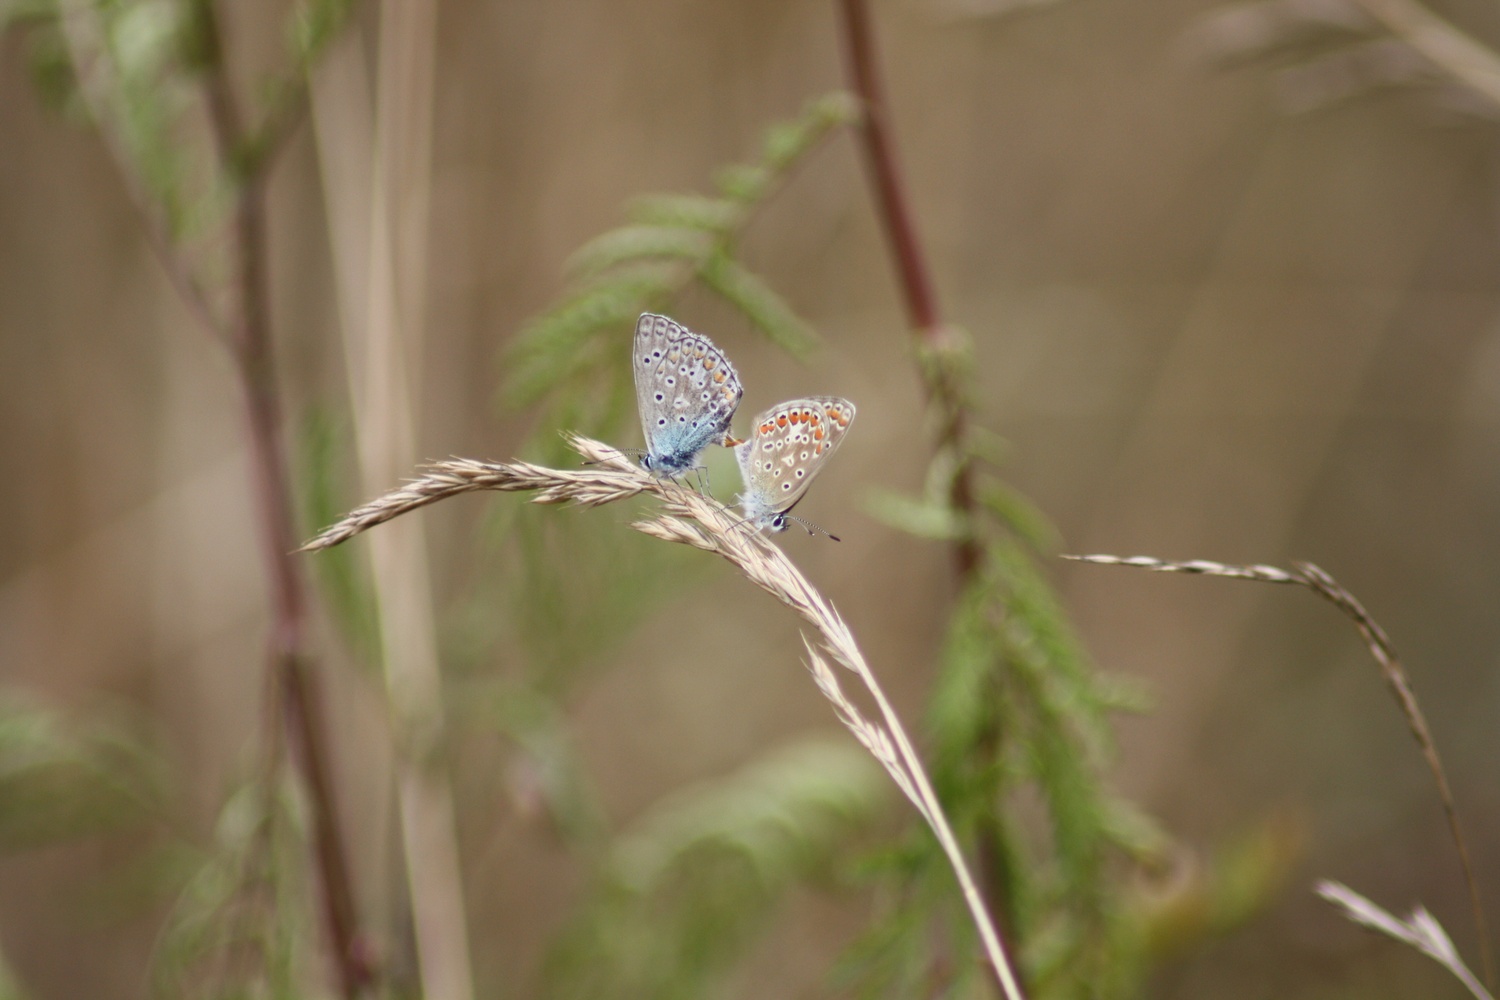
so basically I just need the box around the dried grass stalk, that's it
[1065,552,1492,989]
[1317,880,1494,1000]
[303,435,1026,1000]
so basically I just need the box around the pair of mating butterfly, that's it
[632,312,855,538]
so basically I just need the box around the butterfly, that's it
[633,313,743,481]
[734,397,855,537]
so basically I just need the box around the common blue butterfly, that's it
[633,313,743,480]
[734,397,855,536]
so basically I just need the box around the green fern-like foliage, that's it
[543,738,889,1000]
[503,90,856,415]
[856,329,1293,997]
[0,697,167,851]
[453,94,862,864]
[151,775,315,1000]
[4,0,357,281]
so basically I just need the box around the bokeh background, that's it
[3,0,1500,997]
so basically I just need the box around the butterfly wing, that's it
[632,313,742,475]
[735,397,855,524]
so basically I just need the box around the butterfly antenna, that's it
[785,515,841,542]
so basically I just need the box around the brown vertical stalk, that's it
[199,13,370,998]
[835,0,1015,986]
[835,0,982,581]
[55,0,368,992]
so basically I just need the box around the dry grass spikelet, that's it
[303,433,1027,1000]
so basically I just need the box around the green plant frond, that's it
[544,737,888,1000]
[879,525,1173,998]
[927,579,1003,779]
[0,698,167,852]
[151,776,313,1000]
[830,882,941,998]
[287,0,355,65]
[498,501,705,690]
[506,92,851,414]
[612,737,888,890]
[698,254,819,359]
[988,540,1099,714]
[864,487,971,542]
[503,262,679,407]
[759,90,860,170]
[834,847,995,1000]
[567,224,717,279]
[1100,798,1172,866]
[626,192,743,234]
[978,476,1059,551]
[444,675,612,849]
[713,162,772,203]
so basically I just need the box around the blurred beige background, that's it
[3,0,1499,996]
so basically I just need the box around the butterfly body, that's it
[734,397,855,533]
[633,313,743,479]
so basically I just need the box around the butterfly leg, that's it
[692,464,713,497]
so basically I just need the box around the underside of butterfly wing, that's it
[632,314,743,477]
[735,397,855,528]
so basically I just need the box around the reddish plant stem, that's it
[835,0,982,581]
[200,18,370,998]
[836,0,1013,988]
[836,0,940,334]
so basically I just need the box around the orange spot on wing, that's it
[714,371,726,383]
[814,429,824,440]
[777,415,788,428]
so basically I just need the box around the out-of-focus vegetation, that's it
[1,0,1498,998]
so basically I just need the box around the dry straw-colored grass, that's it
[1065,552,1493,992]
[302,434,1027,1000]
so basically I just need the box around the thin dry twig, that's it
[303,435,1027,1000]
[1065,552,1493,986]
